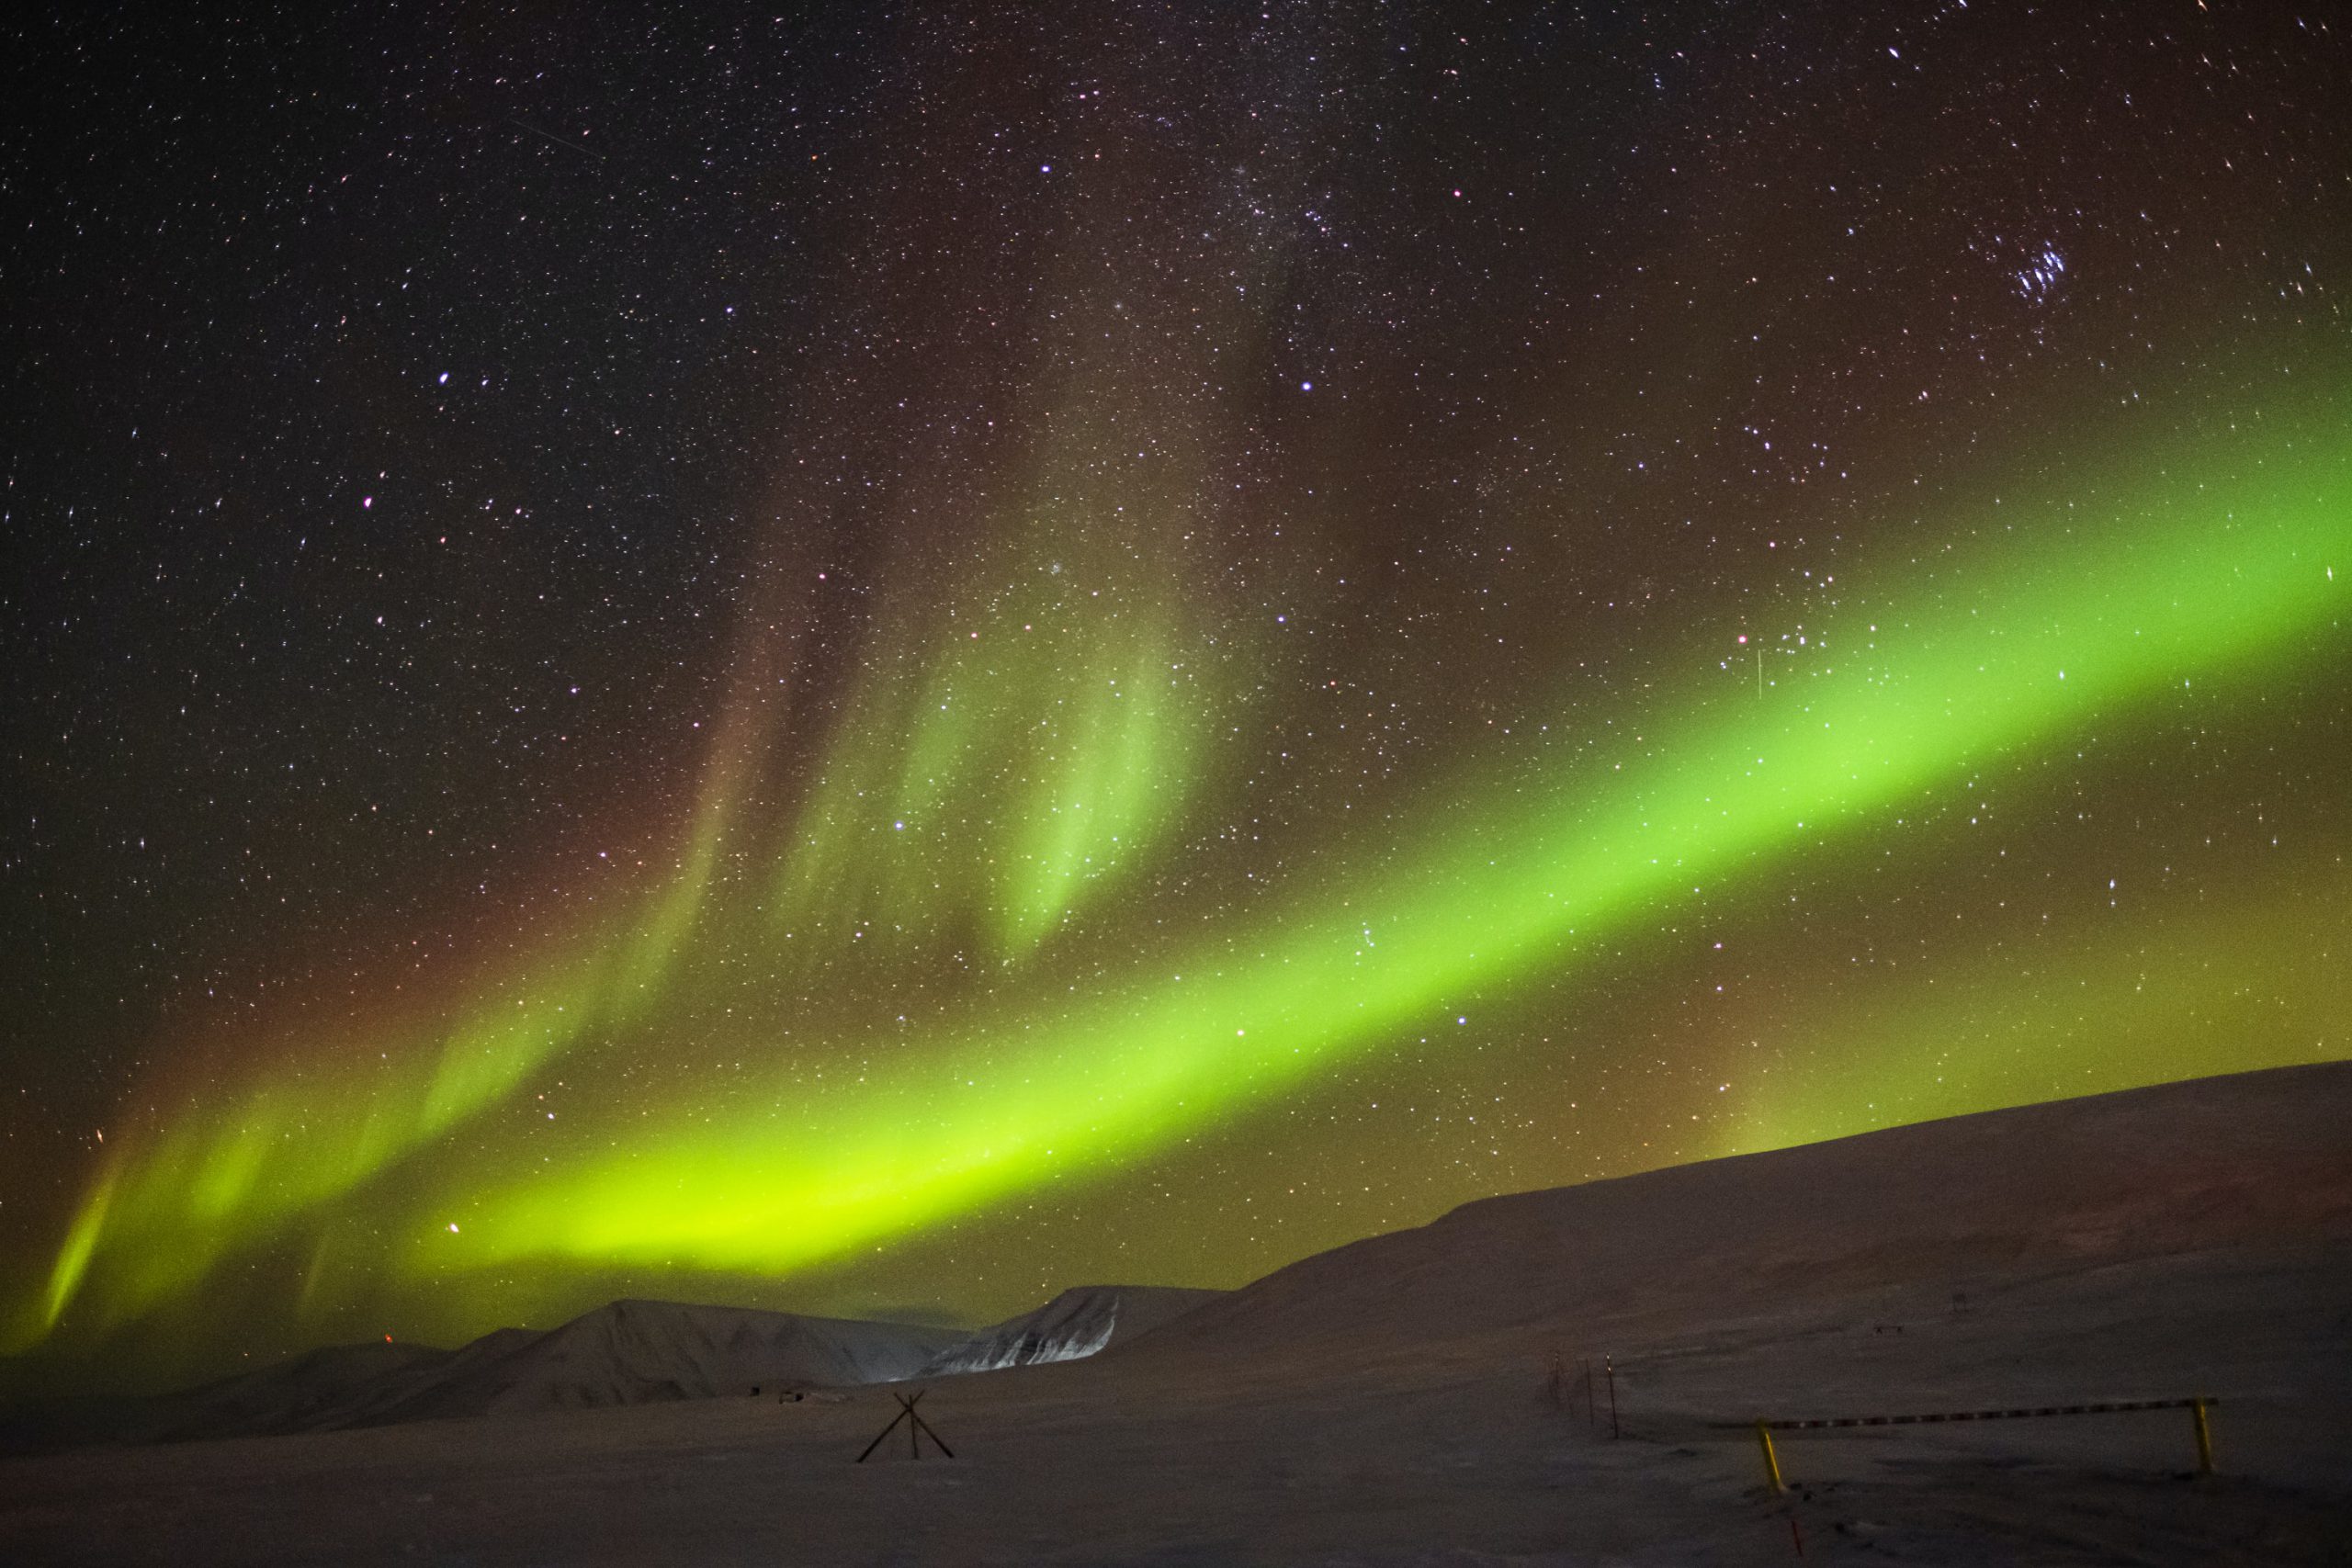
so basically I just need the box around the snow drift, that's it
[920,1284,1223,1376]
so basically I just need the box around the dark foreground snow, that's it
[4,1062,2346,1565]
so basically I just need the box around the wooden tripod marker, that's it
[854,1388,956,1462]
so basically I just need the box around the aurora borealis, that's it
[4,4,2347,1391]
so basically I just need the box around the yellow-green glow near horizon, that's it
[1720,871,2352,1161]
[17,387,2343,1354]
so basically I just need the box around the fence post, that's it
[1756,1421,1784,1493]
[2190,1398,2214,1475]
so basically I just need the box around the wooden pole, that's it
[855,1406,910,1463]
[906,1404,956,1460]
[2190,1398,2214,1475]
[1606,1356,1619,1438]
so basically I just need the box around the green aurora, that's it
[17,376,2346,1358]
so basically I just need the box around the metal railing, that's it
[1729,1396,2219,1490]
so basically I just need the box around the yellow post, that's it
[2190,1399,2215,1475]
[1756,1421,1785,1493]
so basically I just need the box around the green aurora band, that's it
[16,388,2347,1353]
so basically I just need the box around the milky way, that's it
[4,3,2346,1388]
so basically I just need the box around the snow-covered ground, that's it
[4,1062,2346,1564]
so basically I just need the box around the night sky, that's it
[4,2,2346,1392]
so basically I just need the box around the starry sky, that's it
[3,2,2346,1393]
